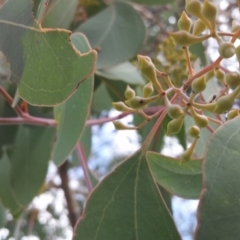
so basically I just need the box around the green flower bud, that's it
[163,95,184,119]
[180,137,198,164]
[137,55,163,93]
[236,46,240,69]
[192,19,207,35]
[186,0,203,19]
[215,68,226,85]
[170,30,208,46]
[188,125,200,138]
[191,76,206,93]
[124,85,135,100]
[231,20,240,34]
[190,107,209,128]
[113,121,130,130]
[226,72,240,88]
[112,102,133,112]
[218,42,236,59]
[205,70,214,82]
[227,109,239,120]
[125,95,158,110]
[213,85,240,114]
[167,104,184,119]
[143,82,154,97]
[193,102,216,112]
[201,0,217,28]
[166,115,185,136]
[178,11,192,32]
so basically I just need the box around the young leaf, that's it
[52,33,93,166]
[147,152,203,199]
[0,0,96,106]
[73,151,181,240]
[195,116,240,240]
[77,1,146,69]
[0,152,22,218]
[10,126,55,206]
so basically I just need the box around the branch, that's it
[58,161,78,228]
[0,106,164,127]
[76,142,93,192]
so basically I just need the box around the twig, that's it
[76,142,93,192]
[0,106,164,127]
[58,161,78,228]
[0,85,22,116]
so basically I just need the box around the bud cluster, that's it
[112,0,240,163]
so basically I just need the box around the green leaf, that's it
[10,126,55,206]
[127,0,173,4]
[77,1,146,69]
[42,0,78,29]
[147,152,203,199]
[0,97,19,157]
[96,62,145,85]
[92,82,113,111]
[195,116,240,240]
[73,151,181,240]
[104,79,127,102]
[189,43,207,66]
[0,203,6,228]
[0,0,96,106]
[52,33,93,166]
[0,152,22,217]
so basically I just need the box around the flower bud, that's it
[236,46,240,69]
[192,19,207,35]
[201,0,217,29]
[193,102,216,112]
[170,30,208,46]
[190,107,209,128]
[163,95,184,119]
[167,104,184,119]
[186,0,203,19]
[218,42,236,59]
[125,95,158,110]
[191,76,206,93]
[166,115,185,136]
[205,70,214,82]
[137,55,163,93]
[214,68,226,85]
[178,11,192,32]
[188,125,200,138]
[112,102,133,112]
[124,85,135,100]
[213,85,240,114]
[113,121,130,130]
[226,72,240,88]
[231,20,240,34]
[143,82,154,97]
[180,137,198,164]
[227,109,239,120]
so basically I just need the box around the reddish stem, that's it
[76,142,93,192]
[0,86,23,116]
